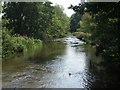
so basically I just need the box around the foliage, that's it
[2,2,69,40]
[77,13,95,33]
[69,12,82,32]
[70,2,120,69]
[68,3,86,33]
[2,29,42,58]
[73,12,95,44]
[46,5,69,39]
[73,31,91,43]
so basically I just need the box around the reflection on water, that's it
[2,37,120,88]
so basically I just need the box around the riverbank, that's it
[2,29,42,59]
[73,32,120,72]
[72,32,91,43]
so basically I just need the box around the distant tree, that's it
[50,5,69,38]
[68,3,86,33]
[69,12,82,32]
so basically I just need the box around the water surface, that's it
[2,36,120,88]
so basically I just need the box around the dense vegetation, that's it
[69,12,82,32]
[2,29,42,58]
[69,2,120,70]
[1,2,69,58]
[2,2,69,40]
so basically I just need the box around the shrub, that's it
[2,29,42,58]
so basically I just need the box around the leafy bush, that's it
[2,29,42,58]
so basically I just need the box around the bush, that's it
[72,32,91,43]
[2,29,42,58]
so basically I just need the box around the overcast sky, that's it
[0,0,82,17]
[49,0,81,17]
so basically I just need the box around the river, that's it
[2,36,120,88]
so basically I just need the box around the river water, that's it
[2,36,120,88]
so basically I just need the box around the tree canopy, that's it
[69,2,120,70]
[2,2,69,40]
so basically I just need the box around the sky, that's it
[49,0,81,17]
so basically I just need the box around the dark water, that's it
[2,36,120,88]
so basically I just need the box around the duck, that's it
[69,73,71,76]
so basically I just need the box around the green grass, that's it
[72,31,91,43]
[1,29,42,58]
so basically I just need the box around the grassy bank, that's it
[1,29,42,59]
[72,31,91,44]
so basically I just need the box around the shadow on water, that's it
[84,45,120,88]
[28,42,66,64]
[2,41,66,83]
[2,36,120,88]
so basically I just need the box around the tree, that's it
[2,2,54,40]
[69,12,82,32]
[2,2,43,38]
[50,5,69,38]
[70,2,120,69]
[2,2,70,40]
[69,3,86,33]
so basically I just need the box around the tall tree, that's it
[69,3,86,32]
[2,2,69,40]
[50,5,69,38]
[70,2,120,69]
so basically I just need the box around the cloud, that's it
[49,0,81,17]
